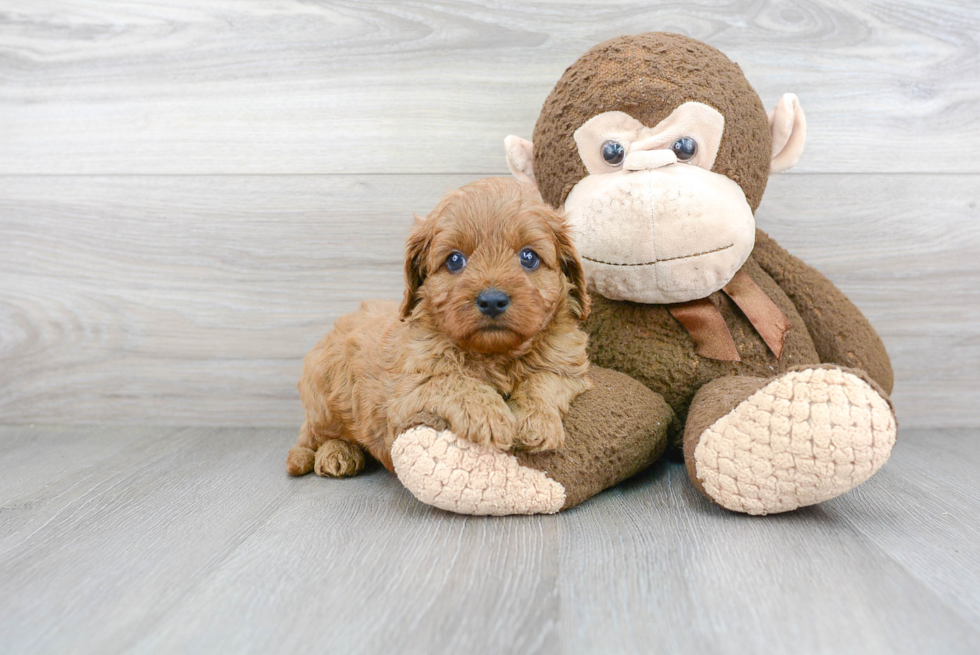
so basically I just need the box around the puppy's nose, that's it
[476,289,510,318]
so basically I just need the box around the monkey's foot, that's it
[391,426,566,515]
[692,367,897,515]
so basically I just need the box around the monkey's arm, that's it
[390,366,671,515]
[752,229,894,394]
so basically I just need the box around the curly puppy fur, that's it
[286,177,592,478]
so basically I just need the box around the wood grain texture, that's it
[0,426,978,654]
[0,0,978,174]
[2,173,977,427]
[822,430,980,627]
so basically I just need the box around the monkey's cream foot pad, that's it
[391,426,565,515]
[694,367,897,515]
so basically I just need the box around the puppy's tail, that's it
[286,446,316,476]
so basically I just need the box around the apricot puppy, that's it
[286,177,592,478]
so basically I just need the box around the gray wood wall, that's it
[1,0,978,428]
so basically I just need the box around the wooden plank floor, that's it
[1,426,977,654]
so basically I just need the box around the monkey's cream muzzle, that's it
[563,163,754,304]
[560,102,755,304]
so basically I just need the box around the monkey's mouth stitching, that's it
[582,244,734,267]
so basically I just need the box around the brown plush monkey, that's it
[390,32,897,516]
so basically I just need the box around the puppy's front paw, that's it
[451,401,516,452]
[514,408,565,452]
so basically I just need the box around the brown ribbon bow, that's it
[667,270,791,362]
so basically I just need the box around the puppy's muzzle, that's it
[476,288,510,318]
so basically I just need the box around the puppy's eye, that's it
[672,136,698,161]
[519,248,540,271]
[445,251,467,273]
[601,140,625,167]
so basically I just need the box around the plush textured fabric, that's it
[532,32,772,211]
[768,93,807,173]
[585,250,822,434]
[682,374,768,499]
[573,102,725,174]
[752,230,895,394]
[563,164,756,304]
[514,366,673,509]
[687,365,897,514]
[391,425,566,515]
[392,367,671,512]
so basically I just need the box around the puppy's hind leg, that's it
[288,416,355,477]
[287,410,366,477]
[314,439,367,478]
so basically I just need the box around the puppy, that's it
[286,177,592,478]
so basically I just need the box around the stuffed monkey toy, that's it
[389,32,897,515]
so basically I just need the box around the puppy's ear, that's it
[401,214,431,319]
[551,215,590,320]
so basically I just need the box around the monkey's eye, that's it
[601,140,626,167]
[672,137,698,161]
[445,251,467,273]
[519,248,540,271]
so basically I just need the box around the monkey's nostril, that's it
[476,289,511,318]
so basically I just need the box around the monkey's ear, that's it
[400,214,430,319]
[504,136,537,187]
[768,93,807,174]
